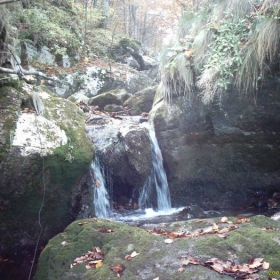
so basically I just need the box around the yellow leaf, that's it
[95,260,103,268]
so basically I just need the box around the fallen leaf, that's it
[164,239,174,244]
[78,222,88,225]
[130,251,139,258]
[261,226,279,231]
[212,223,219,230]
[98,228,115,233]
[178,267,185,272]
[124,255,132,261]
[61,241,69,246]
[110,263,125,276]
[181,258,190,266]
[95,260,103,268]
[188,257,200,265]
[262,261,270,269]
[221,217,228,223]
[211,262,224,273]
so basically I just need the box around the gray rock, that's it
[0,84,93,259]
[150,80,280,209]
[86,116,152,203]
[124,86,157,115]
[126,55,141,70]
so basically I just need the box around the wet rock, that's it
[125,71,157,94]
[21,42,56,66]
[126,56,140,70]
[88,88,128,109]
[53,66,105,100]
[34,215,280,280]
[86,116,152,203]
[124,86,157,115]
[0,84,93,261]
[150,80,280,209]
[104,104,124,113]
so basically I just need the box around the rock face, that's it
[0,84,94,275]
[150,80,280,209]
[34,215,280,280]
[124,86,157,115]
[86,114,152,205]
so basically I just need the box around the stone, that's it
[86,116,152,204]
[0,83,94,268]
[150,80,280,209]
[34,215,280,280]
[88,88,127,109]
[124,86,157,115]
[125,71,157,94]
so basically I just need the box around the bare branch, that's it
[0,0,21,5]
[0,66,57,82]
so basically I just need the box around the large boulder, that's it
[88,88,130,109]
[86,115,152,204]
[150,80,280,209]
[0,83,94,278]
[124,86,157,115]
[34,215,280,280]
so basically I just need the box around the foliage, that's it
[160,0,280,104]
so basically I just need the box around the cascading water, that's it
[139,123,172,211]
[90,158,111,218]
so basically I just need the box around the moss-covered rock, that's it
[0,84,94,262]
[124,86,156,115]
[88,89,127,109]
[35,215,280,280]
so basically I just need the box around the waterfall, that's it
[91,158,110,218]
[139,124,172,211]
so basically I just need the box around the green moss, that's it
[88,91,122,109]
[196,216,280,271]
[35,219,161,280]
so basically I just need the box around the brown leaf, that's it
[188,257,200,265]
[110,263,125,276]
[124,255,132,261]
[98,228,115,233]
[211,262,224,273]
[181,258,190,266]
[178,267,185,272]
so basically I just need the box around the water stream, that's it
[90,158,111,219]
[138,123,172,211]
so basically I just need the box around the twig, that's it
[0,66,57,82]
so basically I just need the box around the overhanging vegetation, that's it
[160,0,280,104]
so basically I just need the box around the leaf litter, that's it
[70,247,104,270]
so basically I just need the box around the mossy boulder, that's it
[0,84,94,266]
[88,89,129,109]
[124,86,157,115]
[35,215,280,280]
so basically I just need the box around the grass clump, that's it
[160,0,280,104]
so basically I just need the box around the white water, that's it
[91,158,110,218]
[139,123,172,211]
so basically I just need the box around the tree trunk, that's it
[102,0,110,28]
